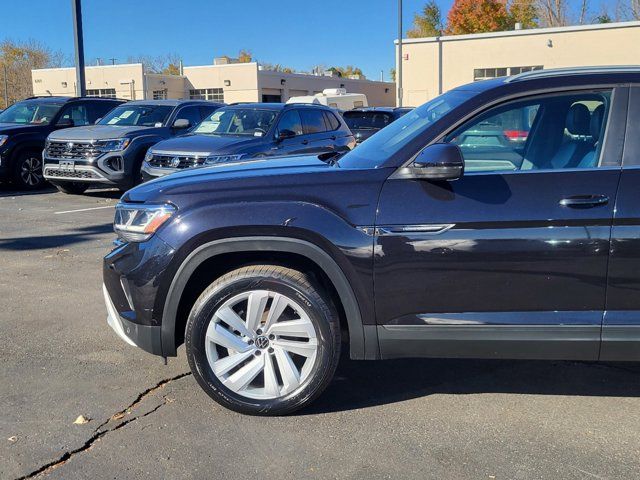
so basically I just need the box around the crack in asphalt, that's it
[14,372,192,480]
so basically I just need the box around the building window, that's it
[473,66,542,81]
[153,89,167,100]
[86,88,117,98]
[189,88,224,101]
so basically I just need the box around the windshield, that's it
[343,111,394,130]
[194,108,277,136]
[339,90,473,168]
[0,101,63,125]
[98,105,173,127]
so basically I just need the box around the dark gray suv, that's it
[43,100,223,194]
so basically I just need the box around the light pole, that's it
[397,0,403,107]
[71,0,86,97]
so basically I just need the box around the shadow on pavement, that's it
[0,184,57,198]
[0,223,113,250]
[83,188,122,200]
[301,354,640,415]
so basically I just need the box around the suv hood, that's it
[125,154,335,203]
[48,125,155,141]
[151,133,263,155]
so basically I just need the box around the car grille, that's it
[45,141,100,159]
[147,153,206,169]
[44,168,100,179]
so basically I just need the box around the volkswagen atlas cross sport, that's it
[140,102,354,180]
[104,67,640,415]
[43,100,223,194]
[0,96,123,189]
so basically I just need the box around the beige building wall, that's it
[144,73,186,99]
[398,21,640,107]
[32,64,148,100]
[183,63,260,103]
[258,70,396,106]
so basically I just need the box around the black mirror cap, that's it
[413,143,464,181]
[173,118,190,129]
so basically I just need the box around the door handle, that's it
[559,195,609,208]
[301,139,309,145]
[330,135,336,140]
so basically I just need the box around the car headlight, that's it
[204,154,245,165]
[96,138,131,152]
[0,135,8,148]
[114,203,176,242]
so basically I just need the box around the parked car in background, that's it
[287,88,368,111]
[104,66,640,415]
[343,106,413,144]
[0,96,123,189]
[141,102,354,181]
[43,100,223,194]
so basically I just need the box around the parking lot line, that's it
[54,205,115,215]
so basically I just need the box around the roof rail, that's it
[505,65,640,83]
[284,102,327,107]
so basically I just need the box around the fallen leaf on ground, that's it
[73,415,90,425]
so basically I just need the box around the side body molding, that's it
[160,236,374,359]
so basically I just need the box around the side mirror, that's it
[276,129,296,141]
[173,118,190,129]
[56,118,74,128]
[411,143,464,181]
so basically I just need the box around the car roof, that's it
[225,102,286,110]
[22,96,123,104]
[126,99,219,107]
[345,107,409,113]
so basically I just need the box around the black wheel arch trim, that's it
[160,236,374,360]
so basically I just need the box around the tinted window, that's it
[343,111,393,130]
[194,108,277,136]
[324,112,341,131]
[59,104,90,126]
[0,101,63,125]
[99,105,173,126]
[175,106,201,127]
[89,102,119,122]
[277,110,303,136]
[300,109,327,134]
[445,90,611,172]
[339,89,473,168]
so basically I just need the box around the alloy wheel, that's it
[205,290,318,400]
[20,157,43,187]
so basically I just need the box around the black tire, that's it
[185,265,341,416]
[52,181,89,195]
[12,150,46,190]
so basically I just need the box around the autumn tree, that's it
[445,0,511,35]
[238,49,252,63]
[509,0,539,28]
[260,62,295,73]
[1,39,64,108]
[126,53,182,74]
[535,0,569,26]
[407,0,443,38]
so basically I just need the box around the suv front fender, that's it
[160,236,378,360]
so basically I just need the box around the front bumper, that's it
[43,151,132,187]
[104,283,163,355]
[140,161,179,182]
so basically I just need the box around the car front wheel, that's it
[185,265,341,415]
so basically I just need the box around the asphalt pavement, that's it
[1,185,639,480]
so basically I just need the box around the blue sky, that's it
[3,0,601,80]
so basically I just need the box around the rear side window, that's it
[344,111,393,130]
[300,109,327,134]
[324,112,341,131]
[277,110,303,136]
[58,104,90,126]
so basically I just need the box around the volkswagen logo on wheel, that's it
[255,336,269,349]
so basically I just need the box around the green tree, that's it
[390,68,396,82]
[407,1,443,38]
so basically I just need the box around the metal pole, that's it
[397,0,403,107]
[71,0,86,97]
[3,64,8,108]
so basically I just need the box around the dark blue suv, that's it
[141,102,355,180]
[104,67,640,415]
